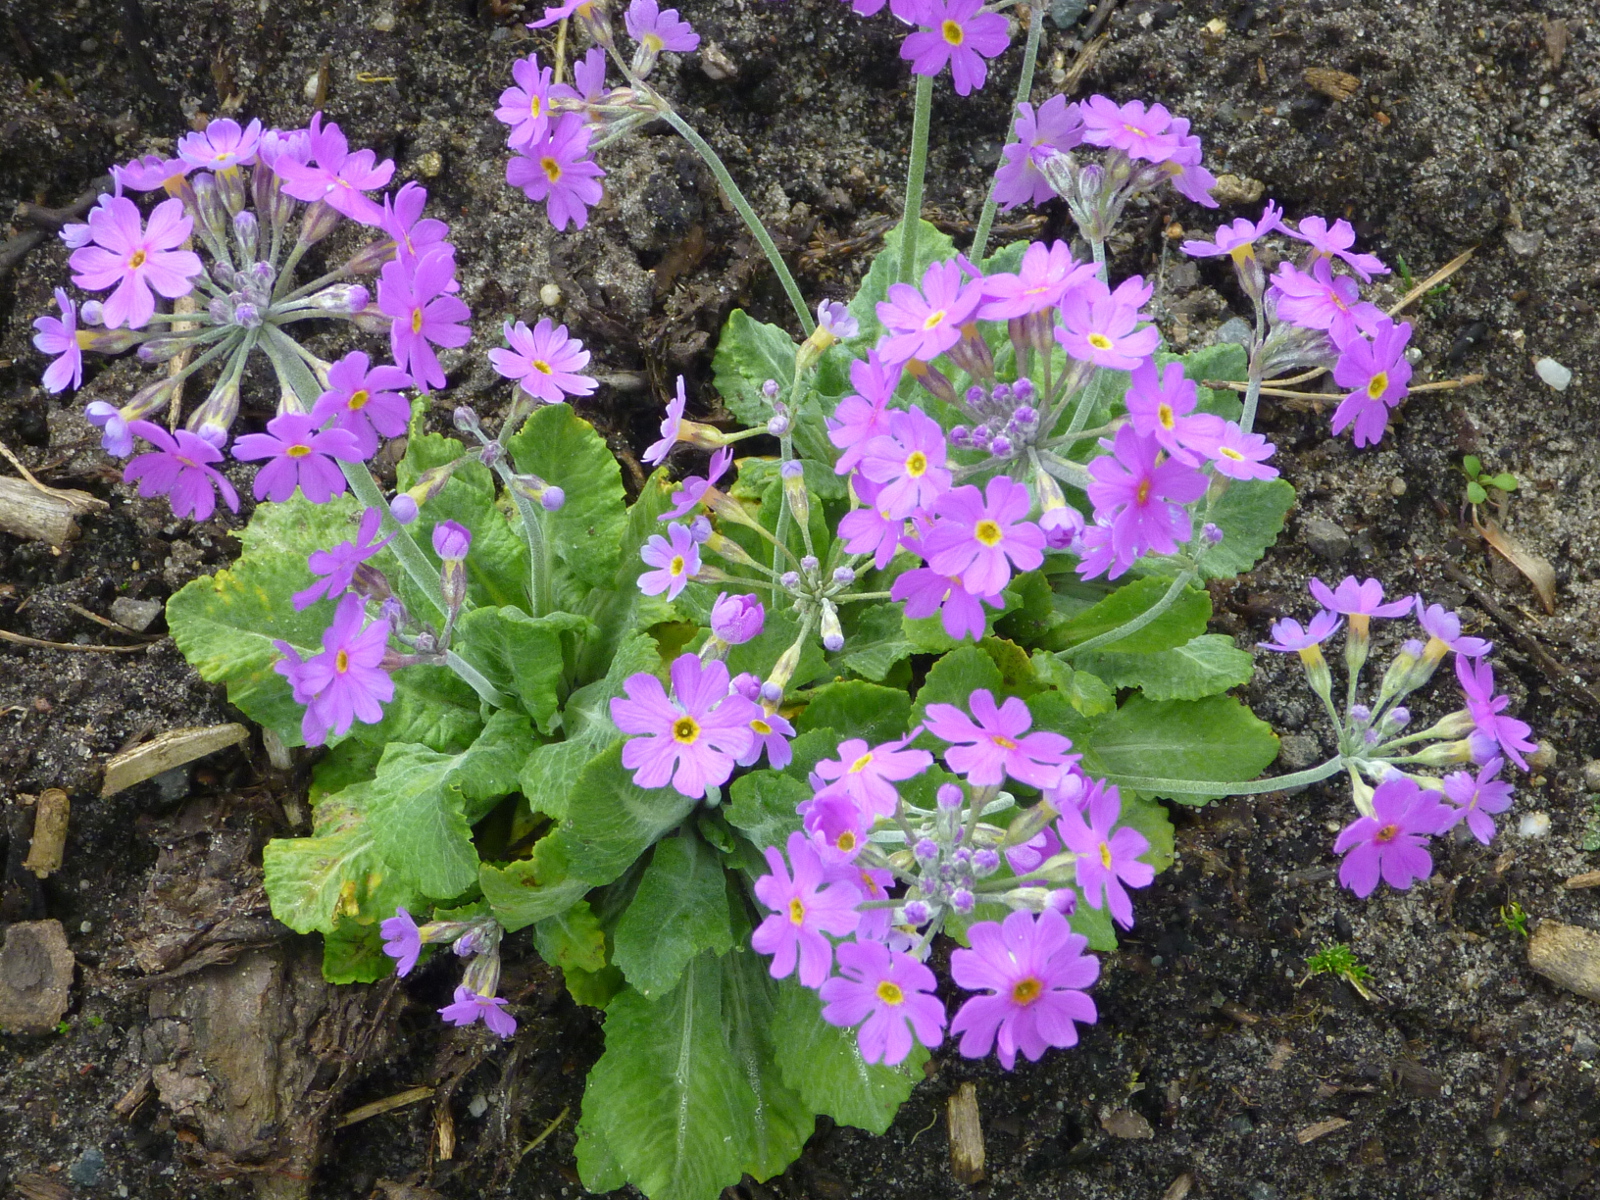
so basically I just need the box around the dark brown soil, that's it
[3,1,1599,1198]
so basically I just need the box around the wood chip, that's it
[336,1086,436,1128]
[1304,67,1360,101]
[1101,1108,1154,1139]
[100,723,249,797]
[13,1174,72,1200]
[1163,1174,1194,1200]
[1266,1039,1294,1071]
[435,1102,456,1162]
[1297,1116,1351,1144]
[113,1067,155,1118]
[22,788,70,878]
[1529,921,1600,1003]
[0,475,81,544]
[1564,871,1600,890]
[947,1081,985,1184]
[1544,17,1568,68]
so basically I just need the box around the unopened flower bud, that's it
[1349,704,1372,726]
[344,237,398,275]
[454,406,481,433]
[1202,522,1224,544]
[762,379,781,400]
[800,554,819,573]
[731,671,762,702]
[433,520,472,620]
[780,571,800,589]
[1047,888,1077,915]
[760,680,784,705]
[298,198,343,245]
[783,466,811,529]
[1011,404,1037,426]
[914,838,940,863]
[215,163,248,214]
[766,414,789,436]
[710,593,765,645]
[137,336,192,363]
[820,598,843,652]
[541,486,565,512]
[191,172,230,243]
[965,384,986,407]
[972,848,1000,877]
[1386,706,1410,728]
[232,302,262,328]
[832,566,855,586]
[901,900,931,926]
[989,435,1013,458]
[232,209,258,262]
[80,300,104,326]
[949,425,970,446]
[936,783,963,811]
[950,888,975,914]
[689,514,712,543]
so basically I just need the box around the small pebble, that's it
[372,8,395,29]
[467,1093,489,1118]
[110,596,163,632]
[1581,759,1600,792]
[1535,357,1572,391]
[1301,516,1351,560]
[1517,812,1551,839]
[540,282,563,307]
[70,1148,106,1187]
[416,151,443,178]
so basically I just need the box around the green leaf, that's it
[519,740,599,822]
[454,605,589,732]
[1200,478,1296,579]
[1177,342,1247,421]
[556,742,698,887]
[352,664,484,755]
[574,1108,629,1194]
[320,922,395,985]
[1118,791,1176,874]
[1029,652,1116,717]
[578,471,676,681]
[534,899,608,973]
[1079,694,1280,801]
[1461,455,1482,479]
[506,403,629,589]
[911,645,1004,724]
[401,432,530,610]
[479,841,591,933]
[365,709,535,898]
[1047,575,1211,654]
[839,605,914,683]
[725,771,808,853]
[770,977,924,1134]
[797,681,912,746]
[1465,480,1488,504]
[584,952,812,1200]
[1072,633,1254,701]
[1070,897,1118,952]
[712,309,800,426]
[846,218,957,352]
[613,835,736,998]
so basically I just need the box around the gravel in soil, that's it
[3,0,1599,1197]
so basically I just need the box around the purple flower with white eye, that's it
[1054,780,1152,929]
[876,260,984,365]
[738,707,795,770]
[948,908,1099,1070]
[1308,576,1413,624]
[32,289,83,393]
[274,112,394,225]
[233,412,364,504]
[377,247,471,391]
[710,593,764,644]
[1121,358,1218,464]
[637,522,701,600]
[123,420,240,521]
[891,566,1002,641]
[1085,425,1208,568]
[1286,215,1389,281]
[1257,610,1342,653]
[858,406,951,520]
[643,376,689,466]
[751,832,862,987]
[660,447,733,522]
[496,53,557,150]
[828,352,902,474]
[899,0,1011,97]
[1193,420,1278,481]
[68,196,202,330]
[276,592,394,746]
[489,318,596,404]
[814,734,935,820]
[921,476,1046,596]
[1269,259,1384,347]
[820,939,946,1065]
[1078,95,1182,161]
[294,507,391,610]
[1455,656,1537,771]
[1442,757,1514,845]
[1054,275,1159,370]
[924,689,1075,790]
[1330,318,1412,449]
[610,654,759,798]
[508,113,605,232]
[176,117,263,171]
[1332,776,1452,898]
[993,96,1084,211]
[438,986,517,1038]
[1181,201,1284,263]
[380,907,423,975]
[309,351,412,460]
[1415,598,1493,659]
[86,402,133,457]
[379,181,451,267]
[625,0,700,53]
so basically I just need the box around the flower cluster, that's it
[741,689,1155,1069]
[1259,575,1533,897]
[29,113,504,519]
[381,908,518,1038]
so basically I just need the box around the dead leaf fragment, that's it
[101,723,249,797]
[1163,1174,1195,1200]
[947,1082,985,1184]
[1101,1108,1155,1139]
[1304,67,1360,101]
[1297,1116,1351,1144]
[1544,17,1568,68]
[1565,871,1600,890]
[1475,515,1557,613]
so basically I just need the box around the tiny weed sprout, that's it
[1499,901,1530,939]
[30,1,1534,1196]
[1304,943,1375,1001]
[1460,454,1519,522]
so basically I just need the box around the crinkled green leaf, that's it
[770,977,924,1134]
[534,899,608,974]
[1029,652,1116,716]
[519,740,598,822]
[1119,790,1176,874]
[613,834,735,999]
[555,742,698,887]
[506,403,629,589]
[725,770,808,854]
[712,309,800,426]
[578,471,676,681]
[321,921,393,985]
[1201,477,1296,579]
[351,664,483,755]
[479,841,590,933]
[1047,575,1211,655]
[1079,694,1280,801]
[911,644,1004,725]
[574,1109,629,1193]
[1072,633,1255,701]
[454,605,589,732]
[797,681,912,746]
[839,604,914,683]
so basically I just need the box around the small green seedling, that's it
[1499,902,1530,939]
[1305,943,1375,1000]
[1581,798,1600,853]
[1395,253,1452,314]
[1461,455,1518,523]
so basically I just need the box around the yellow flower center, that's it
[941,18,964,45]
[751,718,772,736]
[1157,402,1174,430]
[335,649,350,673]
[669,554,686,576]
[1366,371,1389,400]
[990,734,1017,750]
[530,94,543,118]
[1220,446,1245,461]
[1136,479,1152,505]
[921,307,948,330]
[1087,333,1113,351]
[644,32,664,52]
[1374,823,1399,844]
[532,358,554,375]
[1099,842,1113,869]
[348,389,370,411]
[1228,244,1256,266]
[411,308,424,334]
[849,752,875,774]
[876,980,905,1005]
[129,249,147,269]
[1011,977,1042,1005]
[836,831,856,852]
[788,897,806,925]
[1123,123,1148,138]
[286,443,312,459]
[672,716,700,744]
[541,156,563,183]
[905,451,928,478]
[975,519,1004,547]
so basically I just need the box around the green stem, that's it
[654,106,813,335]
[899,72,935,285]
[1059,568,1198,660]
[969,3,1043,264]
[1099,756,1348,800]
[444,649,510,709]
[1091,238,1108,284]
[338,459,448,625]
[1240,297,1268,434]
[504,477,555,618]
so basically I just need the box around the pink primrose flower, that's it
[379,182,450,267]
[890,565,1001,641]
[814,733,935,820]
[294,507,391,610]
[32,288,84,393]
[1286,215,1389,281]
[977,239,1095,321]
[68,195,202,330]
[1415,598,1493,659]
[610,654,759,797]
[924,688,1074,789]
[1330,318,1412,449]
[1085,424,1208,569]
[1454,656,1537,771]
[1269,259,1384,347]
[309,351,412,460]
[438,986,517,1038]
[899,0,1011,96]
[177,117,263,171]
[1180,201,1284,262]
[637,521,701,600]
[820,939,947,1065]
[993,96,1084,211]
[858,406,951,520]
[275,592,394,746]
[738,707,795,770]
[496,53,557,150]
[660,447,733,522]
[233,411,364,504]
[625,0,700,52]
[838,475,906,570]
[508,112,605,231]
[751,832,862,987]
[1054,275,1159,370]
[489,317,597,403]
[377,247,472,390]
[800,789,869,863]
[876,259,984,365]
[1442,757,1514,845]
[1157,116,1219,207]
[828,352,902,473]
[1121,358,1219,465]
[1332,776,1452,897]
[274,112,395,225]
[1308,576,1413,620]
[1078,95,1181,162]
[948,908,1099,1069]
[643,376,689,465]
[123,420,240,521]
[1257,610,1342,653]
[113,154,191,193]
[380,907,422,976]
[1192,420,1278,481]
[1054,779,1153,929]
[921,475,1045,596]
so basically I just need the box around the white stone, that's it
[1535,357,1572,391]
[1518,812,1551,838]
